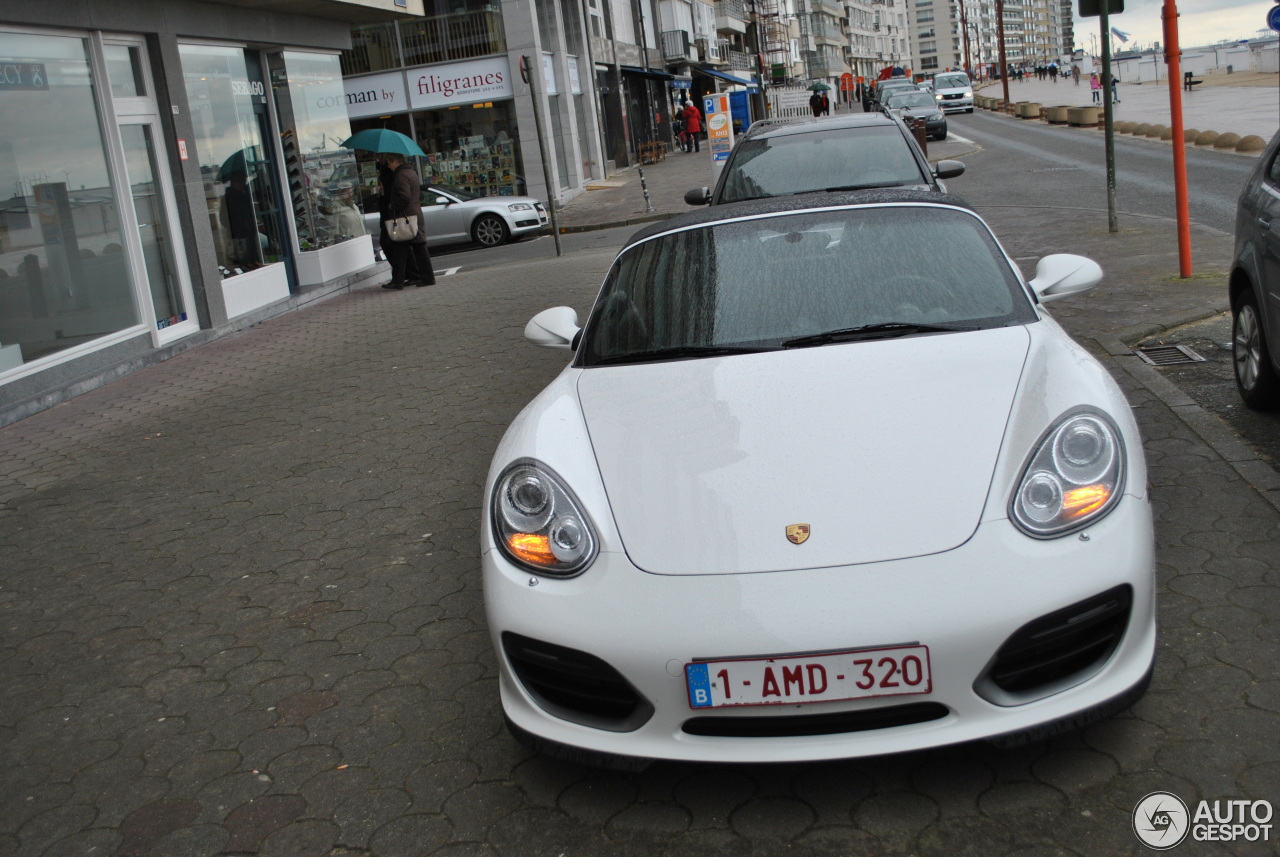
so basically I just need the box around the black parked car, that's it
[684,113,964,206]
[1230,128,1280,409]
[881,90,948,141]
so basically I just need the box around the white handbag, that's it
[387,215,418,242]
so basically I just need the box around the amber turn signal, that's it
[1062,484,1110,518]
[507,532,557,565]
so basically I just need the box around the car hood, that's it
[576,326,1030,575]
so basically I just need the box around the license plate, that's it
[685,645,931,709]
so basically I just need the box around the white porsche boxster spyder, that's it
[482,190,1155,768]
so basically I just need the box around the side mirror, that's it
[933,160,965,179]
[684,187,712,206]
[1028,254,1102,303]
[435,196,451,206]
[525,306,581,349]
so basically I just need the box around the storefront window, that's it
[103,44,146,98]
[179,44,287,278]
[408,103,526,197]
[0,31,137,373]
[268,52,363,252]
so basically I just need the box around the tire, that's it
[934,129,947,141]
[471,214,510,247]
[1233,288,1280,410]
[966,108,974,113]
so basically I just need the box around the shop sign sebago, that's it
[343,57,513,119]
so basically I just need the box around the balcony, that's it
[726,49,754,71]
[716,0,748,34]
[397,12,506,68]
[701,38,729,63]
[662,29,693,61]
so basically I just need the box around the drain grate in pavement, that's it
[1134,344,1207,366]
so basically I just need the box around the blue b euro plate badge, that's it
[686,662,713,708]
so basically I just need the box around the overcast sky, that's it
[1076,0,1274,51]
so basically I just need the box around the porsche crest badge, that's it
[786,523,810,545]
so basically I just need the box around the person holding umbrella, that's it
[381,152,434,289]
[341,129,435,289]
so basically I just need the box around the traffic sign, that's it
[1269,4,1280,32]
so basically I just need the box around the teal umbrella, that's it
[340,128,426,157]
[807,82,832,91]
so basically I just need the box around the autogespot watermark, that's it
[1133,792,1274,850]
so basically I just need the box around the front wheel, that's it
[472,214,510,247]
[1233,288,1280,410]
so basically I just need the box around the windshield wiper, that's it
[592,344,775,365]
[782,322,975,349]
[813,181,911,193]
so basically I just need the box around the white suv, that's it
[932,72,974,114]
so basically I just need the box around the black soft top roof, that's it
[622,189,976,251]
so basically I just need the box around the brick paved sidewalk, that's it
[2,196,1279,855]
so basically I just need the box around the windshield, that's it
[887,93,936,110]
[577,206,1036,366]
[934,74,970,90]
[426,184,482,202]
[716,126,929,203]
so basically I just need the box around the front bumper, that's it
[483,496,1155,764]
[938,96,973,113]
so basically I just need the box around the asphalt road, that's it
[941,111,1253,235]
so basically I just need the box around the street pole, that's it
[1099,7,1118,232]
[996,0,1010,106]
[1163,0,1193,276]
[522,55,563,256]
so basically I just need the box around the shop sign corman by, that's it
[344,57,513,120]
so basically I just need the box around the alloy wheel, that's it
[1234,302,1261,391]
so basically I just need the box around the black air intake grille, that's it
[986,585,1133,694]
[502,632,652,731]
[682,702,949,738]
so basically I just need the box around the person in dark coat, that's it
[381,152,435,289]
[809,91,823,117]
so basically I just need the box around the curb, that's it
[1095,311,1280,515]
[557,212,673,235]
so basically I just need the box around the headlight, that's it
[963,90,973,98]
[935,93,944,100]
[508,203,533,212]
[492,459,598,576]
[1011,411,1125,538]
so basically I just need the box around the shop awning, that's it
[621,66,676,80]
[696,68,756,87]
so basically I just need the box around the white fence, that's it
[768,85,818,118]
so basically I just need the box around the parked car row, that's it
[479,96,1278,772]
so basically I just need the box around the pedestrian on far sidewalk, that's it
[680,101,702,153]
[1111,76,1120,103]
[1090,72,1101,103]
